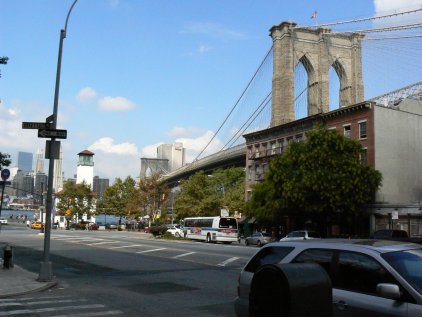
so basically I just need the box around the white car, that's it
[234,239,422,317]
[280,230,320,241]
[166,225,184,237]
[0,217,8,224]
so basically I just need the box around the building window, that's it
[271,142,277,155]
[248,146,253,159]
[359,121,367,139]
[262,143,268,156]
[248,165,252,181]
[255,145,260,158]
[287,137,294,144]
[343,124,351,138]
[360,148,368,165]
[278,139,284,153]
[295,134,303,142]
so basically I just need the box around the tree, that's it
[248,126,382,235]
[0,152,11,170]
[56,181,96,223]
[131,173,169,224]
[173,167,245,219]
[100,176,137,225]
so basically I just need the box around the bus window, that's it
[219,218,237,229]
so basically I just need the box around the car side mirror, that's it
[376,283,401,300]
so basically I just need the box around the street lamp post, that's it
[38,0,78,282]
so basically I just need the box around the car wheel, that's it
[206,234,211,243]
[257,240,262,247]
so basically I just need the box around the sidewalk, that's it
[0,261,57,298]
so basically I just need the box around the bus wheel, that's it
[206,234,211,243]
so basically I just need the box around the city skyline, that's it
[1,0,421,181]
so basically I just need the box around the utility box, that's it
[249,262,332,317]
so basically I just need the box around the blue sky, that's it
[1,0,421,181]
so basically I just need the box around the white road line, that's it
[25,299,87,306]
[52,310,124,317]
[0,304,105,316]
[85,241,121,246]
[136,248,166,254]
[217,257,240,267]
[53,237,103,241]
[172,252,196,259]
[108,244,144,249]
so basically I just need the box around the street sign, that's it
[38,129,67,139]
[0,181,11,186]
[22,122,52,129]
[1,169,10,181]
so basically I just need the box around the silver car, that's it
[245,232,273,247]
[280,230,321,241]
[234,239,422,316]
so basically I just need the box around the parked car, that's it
[31,222,44,229]
[166,224,184,237]
[280,230,321,241]
[234,239,422,317]
[0,217,8,225]
[245,232,274,247]
[88,223,99,230]
[372,229,422,244]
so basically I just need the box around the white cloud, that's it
[373,0,422,26]
[198,44,213,54]
[180,22,247,40]
[98,96,136,112]
[89,137,139,156]
[139,142,163,159]
[175,130,223,162]
[166,126,203,138]
[76,87,97,103]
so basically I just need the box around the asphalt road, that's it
[0,225,258,317]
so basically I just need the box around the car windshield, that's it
[382,249,422,295]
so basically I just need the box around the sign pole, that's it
[38,0,78,282]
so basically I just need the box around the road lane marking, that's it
[52,310,124,317]
[136,248,166,254]
[0,304,105,316]
[108,244,144,249]
[85,241,121,246]
[172,252,196,259]
[217,257,240,267]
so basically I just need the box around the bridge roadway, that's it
[162,143,246,186]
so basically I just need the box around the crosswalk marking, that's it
[136,248,166,254]
[172,252,196,258]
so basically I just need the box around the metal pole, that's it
[38,0,78,282]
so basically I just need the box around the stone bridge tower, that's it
[270,21,365,126]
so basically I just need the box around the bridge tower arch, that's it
[270,21,365,127]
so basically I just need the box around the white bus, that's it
[182,216,238,243]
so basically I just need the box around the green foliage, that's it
[131,173,169,220]
[0,152,11,170]
[174,167,245,219]
[56,181,96,219]
[100,176,137,221]
[248,126,382,225]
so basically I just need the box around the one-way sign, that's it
[38,129,67,139]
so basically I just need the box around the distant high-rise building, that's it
[93,176,109,199]
[22,174,34,198]
[35,148,44,173]
[17,151,33,174]
[76,150,94,189]
[53,144,64,192]
[157,142,185,172]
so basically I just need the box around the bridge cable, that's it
[192,46,274,162]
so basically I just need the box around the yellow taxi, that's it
[31,222,44,229]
